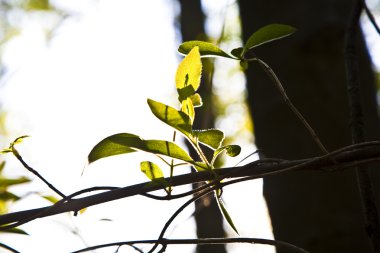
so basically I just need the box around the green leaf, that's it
[178,40,234,59]
[213,145,241,162]
[0,149,12,154]
[88,133,139,163]
[0,191,20,201]
[175,46,202,99]
[0,227,29,235]
[193,162,209,172]
[0,176,30,187]
[181,98,195,124]
[217,198,239,235]
[147,99,192,136]
[225,145,241,157]
[140,161,164,180]
[189,93,203,107]
[142,140,193,162]
[25,0,51,11]
[243,24,296,53]
[230,47,244,59]
[88,133,194,164]
[42,195,60,204]
[194,129,224,150]
[0,161,5,173]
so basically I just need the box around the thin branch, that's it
[363,0,380,35]
[13,149,66,198]
[71,237,309,253]
[345,0,380,252]
[0,142,380,228]
[0,243,20,253]
[251,57,330,155]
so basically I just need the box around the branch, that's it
[71,237,310,253]
[0,142,380,228]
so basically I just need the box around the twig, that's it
[0,243,20,253]
[345,0,380,252]
[363,0,380,35]
[71,237,309,253]
[13,148,66,198]
[251,57,330,155]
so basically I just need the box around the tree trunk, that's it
[238,1,380,252]
[178,1,227,253]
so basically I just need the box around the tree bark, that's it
[178,1,226,253]
[238,0,380,252]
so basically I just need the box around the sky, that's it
[0,1,273,253]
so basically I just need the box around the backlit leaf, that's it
[213,145,241,161]
[190,93,202,107]
[244,24,296,53]
[148,99,192,136]
[181,98,195,124]
[217,198,239,235]
[42,195,60,204]
[0,176,30,187]
[0,227,29,235]
[140,161,164,180]
[178,40,234,59]
[194,129,224,150]
[142,140,193,162]
[88,133,194,164]
[88,133,139,163]
[175,46,202,99]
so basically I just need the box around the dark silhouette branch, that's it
[71,237,310,253]
[0,243,20,253]
[0,142,380,229]
[13,149,66,199]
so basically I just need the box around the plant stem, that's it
[250,57,329,155]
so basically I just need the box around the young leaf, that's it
[193,129,225,150]
[175,46,202,100]
[190,93,203,107]
[147,98,192,136]
[178,40,234,59]
[88,133,139,164]
[243,24,296,53]
[217,197,239,235]
[181,97,195,124]
[213,145,241,162]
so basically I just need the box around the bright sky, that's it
[0,1,273,253]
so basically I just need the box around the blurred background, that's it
[0,0,379,253]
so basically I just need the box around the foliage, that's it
[88,46,242,232]
[0,23,313,252]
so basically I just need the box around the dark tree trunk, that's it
[238,1,380,252]
[178,1,227,253]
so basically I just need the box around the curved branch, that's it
[71,237,309,253]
